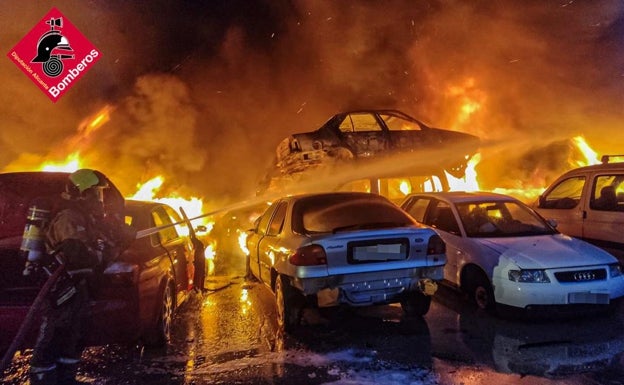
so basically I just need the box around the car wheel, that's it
[469,274,495,312]
[401,291,432,316]
[275,275,302,332]
[144,283,174,347]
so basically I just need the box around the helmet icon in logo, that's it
[31,17,74,77]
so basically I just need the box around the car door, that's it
[257,201,288,283]
[535,175,586,238]
[247,203,277,283]
[337,112,390,156]
[584,173,624,259]
[152,205,192,303]
[403,196,463,285]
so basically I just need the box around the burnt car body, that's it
[273,109,480,178]
[0,172,195,355]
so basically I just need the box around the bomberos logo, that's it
[7,7,101,102]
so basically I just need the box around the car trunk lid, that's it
[311,227,437,275]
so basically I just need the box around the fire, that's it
[447,153,481,192]
[40,152,82,172]
[204,241,216,276]
[572,135,600,167]
[445,136,602,203]
[128,175,211,234]
[237,230,249,256]
[447,77,485,129]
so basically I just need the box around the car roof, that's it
[406,191,519,204]
[556,161,624,177]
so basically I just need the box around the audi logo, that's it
[573,271,596,281]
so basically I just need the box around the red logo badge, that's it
[7,8,101,102]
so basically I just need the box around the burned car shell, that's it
[0,173,194,354]
[275,109,480,178]
[246,192,446,331]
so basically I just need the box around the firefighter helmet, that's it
[65,169,109,200]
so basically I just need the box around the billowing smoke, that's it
[1,1,623,205]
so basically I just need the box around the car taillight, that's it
[426,235,445,255]
[289,244,327,266]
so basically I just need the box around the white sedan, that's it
[400,191,624,312]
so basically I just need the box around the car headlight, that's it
[508,269,551,283]
[609,263,623,278]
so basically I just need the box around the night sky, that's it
[1,1,623,205]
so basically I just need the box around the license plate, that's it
[350,240,407,262]
[568,292,610,304]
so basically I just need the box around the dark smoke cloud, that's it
[1,1,623,205]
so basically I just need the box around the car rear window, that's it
[292,194,413,234]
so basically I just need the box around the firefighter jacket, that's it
[45,202,101,277]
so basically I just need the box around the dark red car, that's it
[0,172,195,357]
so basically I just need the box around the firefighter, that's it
[28,169,128,385]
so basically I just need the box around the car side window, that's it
[256,203,276,236]
[538,176,585,209]
[380,114,422,131]
[427,201,460,235]
[267,202,287,236]
[152,206,178,244]
[591,175,624,211]
[403,197,430,223]
[340,113,382,132]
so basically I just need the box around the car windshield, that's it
[292,195,413,234]
[456,200,555,238]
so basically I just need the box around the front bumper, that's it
[492,274,624,309]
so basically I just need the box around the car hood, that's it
[477,234,616,269]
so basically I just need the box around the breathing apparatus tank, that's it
[21,197,52,276]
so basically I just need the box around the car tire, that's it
[400,291,432,316]
[466,272,495,312]
[275,275,302,332]
[144,283,174,348]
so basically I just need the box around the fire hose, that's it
[0,263,65,374]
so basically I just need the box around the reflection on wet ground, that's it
[4,258,624,384]
[430,284,624,382]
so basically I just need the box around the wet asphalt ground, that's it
[3,252,624,385]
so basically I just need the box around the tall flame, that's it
[447,153,481,192]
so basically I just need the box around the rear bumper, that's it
[292,265,443,307]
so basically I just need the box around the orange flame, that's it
[40,152,82,172]
[128,175,212,234]
[447,153,481,192]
